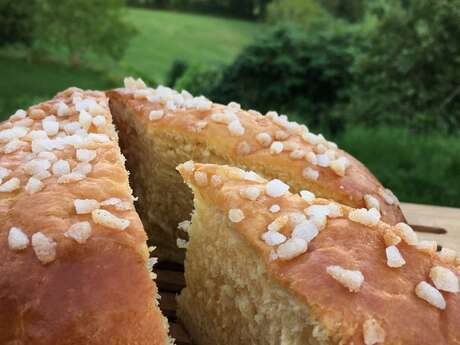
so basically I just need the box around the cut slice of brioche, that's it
[177,162,460,345]
[107,78,404,262]
[0,89,170,345]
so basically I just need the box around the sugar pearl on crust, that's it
[430,266,459,293]
[364,194,380,210]
[0,166,11,180]
[76,149,97,162]
[182,160,195,172]
[24,159,51,176]
[267,215,289,232]
[228,120,245,136]
[25,177,44,194]
[415,281,446,310]
[8,227,29,250]
[386,245,406,268]
[305,151,317,165]
[3,139,26,154]
[92,115,106,127]
[269,204,280,213]
[149,110,165,121]
[270,141,283,154]
[326,265,364,292]
[330,157,349,176]
[348,208,380,226]
[276,237,308,260]
[74,199,100,214]
[10,109,27,121]
[0,177,20,192]
[65,222,92,244]
[236,141,251,155]
[437,248,457,264]
[31,232,57,264]
[363,318,385,345]
[256,132,273,147]
[302,167,319,181]
[291,220,318,242]
[378,187,399,205]
[299,190,315,203]
[228,209,245,223]
[265,179,289,198]
[289,149,304,160]
[394,223,418,245]
[194,171,208,186]
[261,231,287,246]
[210,174,223,187]
[92,209,130,230]
[240,186,261,201]
[416,240,437,254]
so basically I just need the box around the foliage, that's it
[335,126,460,207]
[193,24,355,133]
[0,0,34,46]
[175,63,223,96]
[266,0,328,29]
[31,0,135,66]
[344,0,460,132]
[318,0,366,22]
[166,60,189,87]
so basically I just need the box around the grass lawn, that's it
[120,9,263,82]
[335,126,460,208]
[0,56,112,120]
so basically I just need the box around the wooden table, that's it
[402,202,460,252]
[158,202,460,344]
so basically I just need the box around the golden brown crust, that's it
[0,89,168,345]
[178,162,460,345]
[107,83,404,225]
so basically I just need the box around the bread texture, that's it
[177,162,460,345]
[107,78,404,262]
[0,89,169,345]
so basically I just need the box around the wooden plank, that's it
[156,269,186,293]
[169,322,192,345]
[402,202,460,252]
[159,291,178,319]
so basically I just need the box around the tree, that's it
[346,0,460,132]
[0,0,34,47]
[32,0,135,66]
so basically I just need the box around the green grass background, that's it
[0,8,458,207]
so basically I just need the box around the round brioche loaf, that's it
[177,162,460,345]
[107,77,404,262]
[0,89,169,345]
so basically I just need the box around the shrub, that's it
[174,63,222,96]
[203,24,355,133]
[166,60,189,87]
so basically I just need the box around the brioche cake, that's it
[177,162,460,345]
[107,78,404,262]
[0,89,170,344]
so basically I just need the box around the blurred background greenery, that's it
[0,0,459,207]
